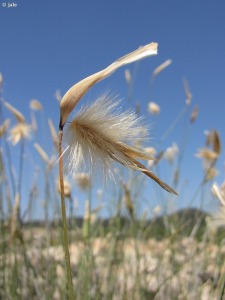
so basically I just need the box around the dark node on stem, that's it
[59,119,64,131]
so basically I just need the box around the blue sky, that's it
[0,0,225,219]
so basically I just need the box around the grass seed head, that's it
[124,68,132,84]
[183,78,192,105]
[152,59,172,77]
[4,101,25,123]
[57,178,71,198]
[64,94,149,181]
[30,99,43,110]
[195,148,218,161]
[205,130,221,156]
[75,172,91,190]
[0,119,10,137]
[64,94,177,194]
[164,143,179,163]
[9,122,31,145]
[148,102,160,115]
[211,182,225,206]
[190,105,199,123]
[0,73,3,90]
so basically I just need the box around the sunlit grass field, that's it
[0,54,225,300]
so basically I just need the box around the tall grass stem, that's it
[58,129,74,300]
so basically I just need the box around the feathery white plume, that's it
[63,94,177,194]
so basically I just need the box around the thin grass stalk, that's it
[68,194,73,231]
[44,169,51,247]
[87,186,92,240]
[18,139,25,199]
[217,266,225,300]
[159,105,188,144]
[4,139,16,205]
[0,108,15,212]
[58,129,74,300]
[173,119,191,188]
[188,158,217,208]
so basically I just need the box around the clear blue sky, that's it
[0,0,225,219]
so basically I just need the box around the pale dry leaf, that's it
[60,42,158,127]
[4,101,25,123]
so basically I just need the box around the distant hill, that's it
[23,208,211,240]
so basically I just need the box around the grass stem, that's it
[58,129,74,300]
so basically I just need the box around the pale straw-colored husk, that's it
[145,147,156,168]
[183,78,192,105]
[55,89,62,103]
[148,102,160,115]
[122,182,134,218]
[211,182,225,206]
[190,105,199,123]
[4,101,25,123]
[145,147,156,156]
[205,130,221,155]
[195,148,218,161]
[34,143,49,164]
[205,167,218,182]
[152,59,172,77]
[74,172,91,190]
[57,178,71,198]
[164,143,179,163]
[30,99,42,110]
[0,118,10,137]
[31,111,37,131]
[60,43,158,128]
[124,69,132,84]
[9,122,31,145]
[4,101,31,144]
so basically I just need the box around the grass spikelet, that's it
[0,118,10,137]
[34,143,49,163]
[148,101,160,115]
[183,77,192,105]
[152,59,172,77]
[122,182,134,219]
[55,89,62,103]
[205,130,221,156]
[124,68,132,84]
[64,94,177,194]
[9,122,31,145]
[164,143,179,163]
[57,177,71,198]
[60,42,158,128]
[75,172,91,190]
[211,182,225,206]
[4,101,25,123]
[0,73,3,90]
[3,101,31,144]
[30,99,42,110]
[195,148,218,161]
[190,105,199,123]
[204,167,218,182]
